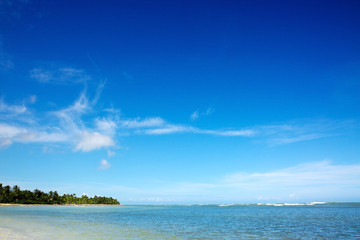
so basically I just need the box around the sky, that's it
[0,0,360,204]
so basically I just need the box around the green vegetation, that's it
[0,183,119,205]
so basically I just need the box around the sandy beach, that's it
[0,204,27,207]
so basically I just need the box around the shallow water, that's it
[1,203,360,239]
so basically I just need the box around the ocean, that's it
[0,203,359,239]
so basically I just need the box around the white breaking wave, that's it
[257,202,328,206]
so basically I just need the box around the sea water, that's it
[1,203,360,239]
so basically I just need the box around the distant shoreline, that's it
[2,202,360,207]
[0,203,120,207]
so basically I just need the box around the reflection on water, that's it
[1,204,360,239]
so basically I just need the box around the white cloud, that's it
[0,92,116,151]
[96,118,117,136]
[0,123,26,138]
[0,123,70,146]
[98,159,111,170]
[0,98,27,115]
[74,131,114,152]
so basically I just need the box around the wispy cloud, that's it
[216,160,360,202]
[50,91,116,152]
[98,159,111,170]
[190,111,199,121]
[223,160,360,188]
[92,80,106,105]
[30,66,90,84]
[0,98,27,115]
[257,120,357,146]
[205,107,215,115]
[107,149,115,158]
[51,92,89,136]
[0,88,357,152]
[0,96,37,124]
[121,116,254,137]
[27,95,37,104]
[5,160,360,203]
[134,122,255,137]
[96,118,117,136]
[116,116,354,145]
[0,90,116,152]
[119,117,165,128]
[140,125,194,135]
[0,138,12,148]
[190,107,214,121]
[195,129,255,136]
[109,161,360,203]
[268,134,328,145]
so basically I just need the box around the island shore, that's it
[0,203,120,207]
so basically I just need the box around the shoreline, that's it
[2,202,359,207]
[0,203,120,207]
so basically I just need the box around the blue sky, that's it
[1,0,360,204]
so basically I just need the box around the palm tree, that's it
[13,185,20,203]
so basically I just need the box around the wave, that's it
[305,202,327,205]
[257,202,328,206]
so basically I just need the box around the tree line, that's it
[0,183,119,205]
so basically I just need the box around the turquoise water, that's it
[1,203,360,239]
